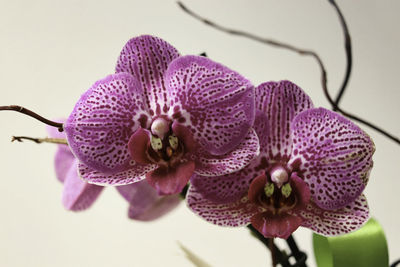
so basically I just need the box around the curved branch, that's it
[328,0,353,107]
[177,1,400,145]
[0,105,64,132]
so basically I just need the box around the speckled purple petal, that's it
[255,81,313,159]
[115,35,180,116]
[62,160,104,211]
[194,128,260,177]
[65,72,150,174]
[186,184,259,227]
[166,55,255,155]
[289,108,374,210]
[78,161,157,185]
[298,194,369,236]
[117,181,181,221]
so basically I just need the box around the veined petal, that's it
[146,161,195,195]
[289,108,374,210]
[255,81,313,160]
[166,55,255,155]
[186,184,258,227]
[65,72,150,174]
[191,157,263,205]
[191,130,264,204]
[194,128,260,176]
[117,181,181,221]
[78,162,156,185]
[62,160,104,211]
[116,35,180,116]
[299,194,369,236]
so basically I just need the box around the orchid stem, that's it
[328,0,352,107]
[247,225,292,267]
[11,136,68,145]
[0,105,64,132]
[177,1,400,145]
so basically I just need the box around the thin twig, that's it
[11,136,68,145]
[328,0,352,107]
[177,1,400,145]
[0,105,64,132]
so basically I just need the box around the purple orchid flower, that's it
[47,125,181,219]
[64,35,259,195]
[187,80,374,239]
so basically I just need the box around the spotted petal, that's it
[62,160,104,211]
[194,128,260,177]
[186,184,258,227]
[298,194,369,236]
[116,35,180,116]
[166,55,255,155]
[255,81,313,160]
[78,162,157,185]
[289,108,374,210]
[117,181,181,221]
[65,72,150,174]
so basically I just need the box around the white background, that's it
[1,0,399,266]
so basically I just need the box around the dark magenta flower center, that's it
[248,165,310,215]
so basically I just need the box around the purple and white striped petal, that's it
[289,108,374,210]
[65,72,150,174]
[255,81,313,160]
[62,160,104,211]
[115,35,180,116]
[166,55,255,156]
[78,162,157,186]
[186,184,258,227]
[117,181,181,221]
[194,128,260,177]
[298,194,369,236]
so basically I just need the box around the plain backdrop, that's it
[0,0,399,266]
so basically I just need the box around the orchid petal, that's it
[47,122,73,183]
[194,128,260,176]
[146,161,195,195]
[128,128,152,164]
[191,129,263,204]
[115,35,180,116]
[117,181,181,221]
[78,162,156,185]
[65,72,150,174]
[54,146,75,183]
[190,155,264,205]
[289,108,374,210]
[62,160,104,211]
[166,55,255,155]
[251,211,303,239]
[186,184,258,227]
[299,194,369,236]
[255,81,313,160]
